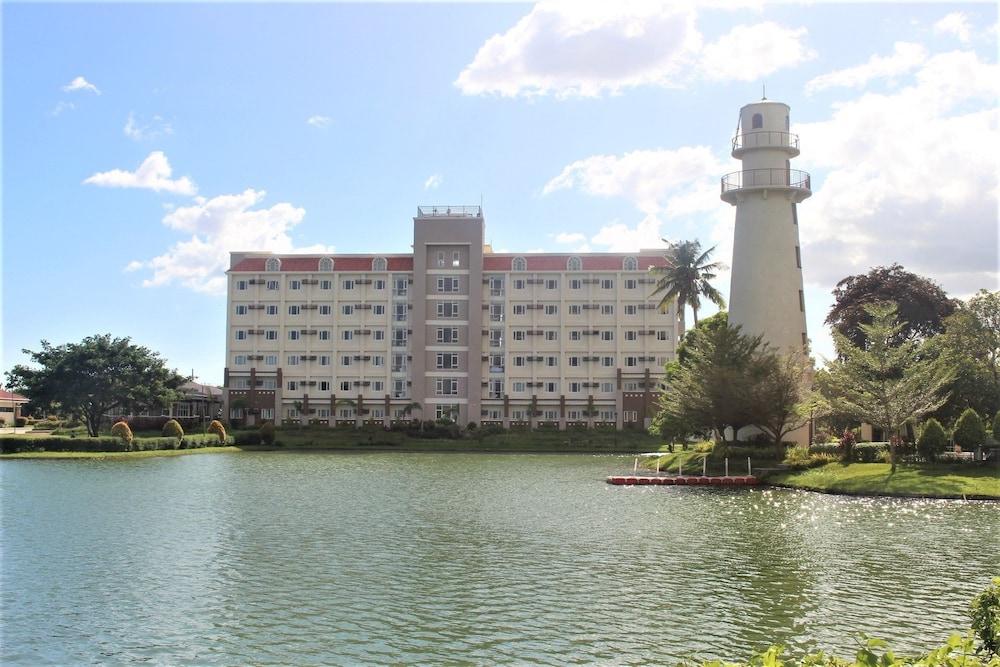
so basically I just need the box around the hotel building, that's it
[224,206,680,430]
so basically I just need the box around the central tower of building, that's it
[722,98,811,353]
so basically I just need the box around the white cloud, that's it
[424,174,443,190]
[796,49,999,296]
[554,232,586,244]
[48,101,75,117]
[83,151,197,195]
[129,189,314,294]
[455,2,812,98]
[544,146,725,216]
[934,12,971,43]
[805,42,927,94]
[307,115,332,128]
[123,260,144,273]
[124,112,174,141]
[62,76,100,94]
[700,22,815,82]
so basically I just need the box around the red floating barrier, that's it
[710,477,724,485]
[673,477,687,485]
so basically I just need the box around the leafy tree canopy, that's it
[826,264,957,348]
[4,334,184,437]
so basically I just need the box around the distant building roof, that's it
[179,381,223,399]
[0,390,28,403]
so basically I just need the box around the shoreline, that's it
[763,480,999,502]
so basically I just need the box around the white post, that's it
[748,456,752,476]
[703,456,707,477]
[634,457,638,473]
[656,458,660,474]
[679,461,683,476]
[725,458,729,477]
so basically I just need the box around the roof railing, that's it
[417,205,483,218]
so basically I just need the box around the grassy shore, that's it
[0,446,243,460]
[766,462,1000,500]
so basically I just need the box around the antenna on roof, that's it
[762,83,767,100]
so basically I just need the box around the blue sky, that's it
[3,2,998,385]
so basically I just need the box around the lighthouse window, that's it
[785,115,790,131]
[795,246,801,268]
[752,113,763,129]
[799,290,805,312]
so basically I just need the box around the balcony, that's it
[731,131,799,157]
[720,168,811,204]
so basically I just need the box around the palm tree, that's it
[649,239,727,331]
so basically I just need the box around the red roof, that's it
[0,390,28,402]
[230,253,664,272]
[230,256,414,272]
[483,254,667,271]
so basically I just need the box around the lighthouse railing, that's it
[732,130,799,152]
[721,168,811,194]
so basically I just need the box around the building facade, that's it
[224,206,680,430]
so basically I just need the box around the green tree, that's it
[5,334,184,437]
[953,408,986,451]
[917,418,948,462]
[993,411,1000,439]
[649,240,726,329]
[826,264,957,348]
[970,576,1000,657]
[657,322,763,445]
[819,303,953,472]
[747,350,814,447]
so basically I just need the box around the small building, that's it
[0,390,29,426]
[106,381,224,422]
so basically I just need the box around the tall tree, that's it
[5,334,185,437]
[649,239,726,330]
[826,264,956,348]
[748,350,814,447]
[819,303,954,471]
[657,321,763,444]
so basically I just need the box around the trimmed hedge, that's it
[1,433,232,454]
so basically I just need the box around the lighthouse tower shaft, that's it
[722,101,810,354]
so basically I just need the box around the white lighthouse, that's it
[722,98,811,354]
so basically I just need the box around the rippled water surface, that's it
[2,452,998,665]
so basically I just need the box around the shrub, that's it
[14,417,27,427]
[259,421,276,446]
[839,428,857,463]
[110,420,134,447]
[465,421,477,431]
[993,411,1000,440]
[233,430,261,446]
[954,408,986,450]
[207,420,227,444]
[970,576,1000,657]
[162,419,185,439]
[917,418,948,463]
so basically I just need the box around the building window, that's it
[601,305,614,315]
[601,382,613,393]
[267,280,279,290]
[545,330,558,341]
[513,382,526,392]
[545,382,557,393]
[513,330,525,341]
[235,330,247,341]
[452,251,461,267]
[752,113,763,129]
[320,279,332,290]
[513,356,525,367]
[437,277,460,293]
[289,279,301,290]
[372,355,385,367]
[265,355,278,365]
[234,355,247,365]
[342,305,354,315]
[374,330,385,340]
[568,304,582,315]
[545,279,558,289]
[569,331,582,341]
[436,378,458,395]
[265,257,281,272]
[625,305,637,315]
[570,279,582,289]
[795,246,801,269]
[436,328,460,343]
[287,355,299,366]
[544,305,558,315]
[623,256,638,271]
[567,256,582,271]
[342,330,353,341]
[341,381,351,392]
[287,381,298,391]
[546,356,557,367]
[319,330,330,340]
[343,279,354,290]
[436,353,459,369]
[319,305,331,315]
[319,381,331,391]
[568,356,580,367]
[626,356,638,367]
[235,305,248,315]
[374,279,386,290]
[265,330,278,340]
[319,257,333,272]
[601,330,614,341]
[602,356,614,367]
[569,382,581,393]
[288,331,300,341]
[799,289,805,312]
[512,256,527,272]
[236,280,247,291]
[373,304,385,316]
[436,302,459,318]
[657,330,669,341]
[513,304,526,315]
[372,257,387,272]
[266,305,278,315]
[601,279,614,289]
[342,355,352,366]
[288,305,300,315]
[625,279,637,290]
[513,278,526,290]
[625,330,638,341]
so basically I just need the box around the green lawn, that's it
[767,462,1000,500]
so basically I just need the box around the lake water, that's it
[2,452,997,665]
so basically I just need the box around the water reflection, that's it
[1,453,997,665]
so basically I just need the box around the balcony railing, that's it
[732,131,799,152]
[417,205,483,218]
[721,168,811,193]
